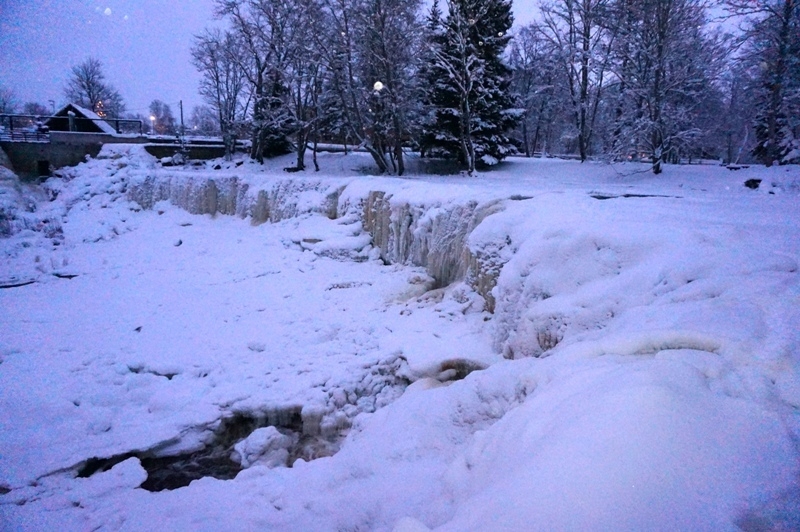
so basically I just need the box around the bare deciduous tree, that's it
[63,58,125,118]
[0,86,19,114]
[726,0,800,165]
[509,24,562,157]
[607,0,723,173]
[538,0,614,162]
[192,28,250,159]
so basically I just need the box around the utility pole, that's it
[179,100,186,153]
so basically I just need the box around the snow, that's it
[1,149,799,530]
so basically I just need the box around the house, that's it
[44,103,119,135]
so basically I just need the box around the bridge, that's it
[1,113,236,179]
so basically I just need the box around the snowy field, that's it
[1,147,799,530]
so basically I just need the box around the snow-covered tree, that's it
[280,0,327,171]
[192,28,251,159]
[361,0,424,174]
[422,0,520,173]
[509,24,565,157]
[63,58,126,118]
[314,0,423,174]
[419,0,459,158]
[215,0,293,162]
[605,0,723,173]
[727,0,800,165]
[538,0,614,162]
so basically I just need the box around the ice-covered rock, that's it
[231,426,294,469]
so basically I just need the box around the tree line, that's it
[190,0,798,174]
[510,0,800,172]
[191,0,522,173]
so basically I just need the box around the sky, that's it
[0,0,537,119]
[0,0,219,117]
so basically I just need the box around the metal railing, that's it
[0,129,50,143]
[0,114,144,139]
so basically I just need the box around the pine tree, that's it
[422,0,520,173]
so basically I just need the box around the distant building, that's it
[44,103,119,135]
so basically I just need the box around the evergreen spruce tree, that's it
[253,74,294,160]
[419,0,447,156]
[422,0,520,172]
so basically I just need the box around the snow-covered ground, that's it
[1,147,799,530]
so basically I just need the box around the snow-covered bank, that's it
[1,147,799,530]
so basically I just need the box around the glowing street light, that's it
[150,115,156,135]
[373,81,384,92]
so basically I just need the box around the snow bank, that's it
[438,355,797,531]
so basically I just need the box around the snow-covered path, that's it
[1,151,799,530]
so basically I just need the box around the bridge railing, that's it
[0,114,144,138]
[0,129,50,143]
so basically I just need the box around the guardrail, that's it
[0,130,50,143]
[0,114,144,136]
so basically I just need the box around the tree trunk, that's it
[522,115,531,157]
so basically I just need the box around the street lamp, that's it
[150,115,156,135]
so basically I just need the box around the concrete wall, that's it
[1,133,146,179]
[0,145,13,171]
[145,144,226,160]
[49,132,146,146]
[1,140,97,179]
[1,133,228,181]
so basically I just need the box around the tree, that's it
[313,0,424,174]
[0,86,19,114]
[606,0,723,173]
[192,28,250,159]
[149,100,177,135]
[727,0,800,165]
[23,102,50,117]
[63,58,126,117]
[265,0,326,171]
[356,0,424,175]
[422,0,520,173]
[419,0,446,156]
[215,0,294,162]
[509,24,562,156]
[188,105,220,136]
[538,0,614,162]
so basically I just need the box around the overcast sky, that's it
[0,0,537,118]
